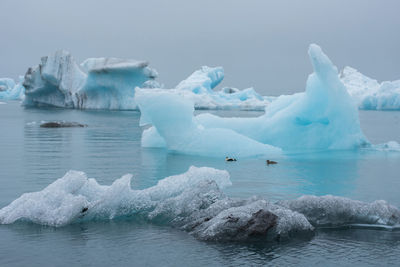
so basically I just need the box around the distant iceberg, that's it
[19,50,267,110]
[139,66,269,111]
[22,50,159,109]
[341,67,400,110]
[3,48,400,111]
[0,76,25,101]
[1,166,399,241]
[137,44,369,156]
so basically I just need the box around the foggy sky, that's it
[0,0,399,95]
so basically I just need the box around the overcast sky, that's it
[0,0,399,95]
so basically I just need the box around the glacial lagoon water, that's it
[0,101,400,266]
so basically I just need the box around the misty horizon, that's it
[1,0,399,95]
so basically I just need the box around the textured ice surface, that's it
[176,66,224,94]
[0,78,15,92]
[1,167,399,241]
[137,65,268,111]
[23,50,87,108]
[279,195,400,227]
[341,67,400,110]
[136,89,282,157]
[22,50,159,109]
[0,76,25,100]
[139,44,369,154]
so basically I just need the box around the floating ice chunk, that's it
[0,76,25,100]
[165,66,269,110]
[341,66,400,110]
[140,44,369,153]
[0,167,231,227]
[136,89,282,157]
[0,167,311,240]
[176,66,224,94]
[2,167,398,242]
[22,50,159,109]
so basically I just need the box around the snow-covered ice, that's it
[341,66,400,110]
[1,167,399,241]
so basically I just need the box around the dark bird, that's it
[225,157,237,162]
[266,160,278,165]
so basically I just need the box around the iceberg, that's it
[137,44,369,155]
[78,57,159,109]
[136,89,282,157]
[0,78,15,92]
[341,66,400,110]
[139,66,269,110]
[176,66,224,94]
[0,76,25,100]
[1,167,399,241]
[22,50,159,109]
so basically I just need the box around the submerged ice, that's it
[137,44,369,156]
[1,167,399,242]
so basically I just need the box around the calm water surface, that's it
[0,101,400,266]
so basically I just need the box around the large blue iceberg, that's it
[137,89,282,157]
[341,66,400,110]
[23,50,159,109]
[137,44,369,156]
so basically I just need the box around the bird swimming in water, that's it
[266,160,277,165]
[225,157,237,162]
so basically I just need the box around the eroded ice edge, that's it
[136,44,400,157]
[340,67,400,110]
[1,167,399,242]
